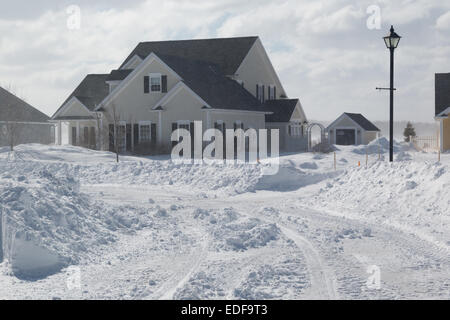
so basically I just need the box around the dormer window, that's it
[268,85,276,100]
[150,73,161,92]
[256,84,265,103]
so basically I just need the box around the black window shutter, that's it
[109,124,115,151]
[256,84,259,100]
[274,87,277,100]
[172,123,178,149]
[222,123,226,159]
[151,124,156,145]
[288,125,291,136]
[190,122,195,158]
[144,76,149,93]
[262,85,265,103]
[162,75,168,93]
[133,124,139,147]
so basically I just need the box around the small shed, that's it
[326,113,380,146]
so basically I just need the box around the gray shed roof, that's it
[343,113,380,131]
[119,36,258,75]
[263,99,299,122]
[0,86,49,122]
[435,73,450,116]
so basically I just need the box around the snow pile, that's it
[193,208,281,251]
[0,164,152,279]
[306,160,450,247]
[351,137,412,155]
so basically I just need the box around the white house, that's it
[326,113,380,146]
[435,73,450,152]
[51,36,308,154]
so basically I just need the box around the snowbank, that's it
[305,160,450,247]
[0,165,152,279]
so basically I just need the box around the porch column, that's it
[99,117,103,150]
[76,121,80,146]
[131,122,135,153]
[439,119,444,152]
[158,111,162,145]
[57,121,62,145]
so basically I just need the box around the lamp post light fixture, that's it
[382,25,401,162]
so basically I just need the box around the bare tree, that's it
[0,84,25,152]
[105,102,124,163]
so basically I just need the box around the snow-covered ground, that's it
[0,140,448,300]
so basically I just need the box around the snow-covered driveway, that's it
[0,143,449,299]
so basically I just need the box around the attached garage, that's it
[326,113,380,146]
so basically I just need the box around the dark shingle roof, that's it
[263,99,299,122]
[0,86,49,122]
[107,69,133,81]
[435,73,450,116]
[52,74,110,119]
[158,54,263,111]
[120,36,258,75]
[344,113,380,131]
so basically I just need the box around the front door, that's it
[72,127,77,146]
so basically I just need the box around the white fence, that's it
[411,135,439,152]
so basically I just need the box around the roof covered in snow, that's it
[435,73,450,116]
[0,86,49,122]
[119,36,258,75]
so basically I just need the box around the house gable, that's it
[234,38,287,100]
[52,97,93,119]
[98,53,182,119]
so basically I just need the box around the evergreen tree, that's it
[403,122,416,142]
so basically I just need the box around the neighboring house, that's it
[51,36,308,154]
[435,73,450,152]
[326,113,380,146]
[0,86,53,147]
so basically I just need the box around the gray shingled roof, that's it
[158,54,263,111]
[344,113,380,131]
[119,36,258,75]
[263,99,299,122]
[52,74,109,119]
[435,73,450,116]
[107,69,133,81]
[0,86,49,122]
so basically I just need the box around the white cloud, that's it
[0,0,449,122]
[436,11,450,30]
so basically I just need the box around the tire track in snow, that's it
[156,233,210,300]
[243,207,338,300]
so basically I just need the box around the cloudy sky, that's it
[1,0,449,122]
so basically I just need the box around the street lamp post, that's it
[382,25,401,162]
